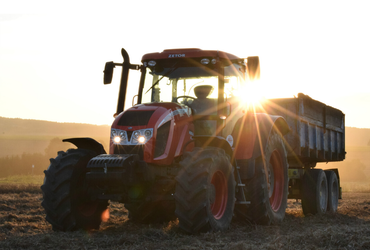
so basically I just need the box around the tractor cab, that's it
[136,48,259,137]
[103,48,260,162]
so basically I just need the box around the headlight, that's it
[131,129,153,145]
[132,131,140,139]
[111,128,153,145]
[144,130,152,138]
[113,136,121,143]
[138,136,146,144]
[111,129,128,145]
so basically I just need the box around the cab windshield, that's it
[141,61,245,106]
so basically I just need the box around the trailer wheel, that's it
[325,170,339,213]
[235,130,288,225]
[175,147,235,233]
[302,169,328,215]
[41,149,108,231]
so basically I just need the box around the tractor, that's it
[41,48,344,233]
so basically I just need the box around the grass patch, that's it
[341,181,370,193]
[0,175,43,193]
[0,175,44,185]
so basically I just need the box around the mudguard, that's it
[231,113,290,180]
[63,137,106,155]
[193,135,233,158]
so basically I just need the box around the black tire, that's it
[234,130,289,225]
[41,149,109,231]
[301,169,328,215]
[175,147,235,233]
[325,170,339,213]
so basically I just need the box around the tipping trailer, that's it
[41,48,345,233]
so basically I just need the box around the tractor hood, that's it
[112,102,192,130]
[110,102,193,165]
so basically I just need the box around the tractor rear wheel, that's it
[235,130,289,225]
[325,170,339,213]
[302,169,328,215]
[41,149,108,231]
[175,147,235,233]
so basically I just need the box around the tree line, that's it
[0,138,74,178]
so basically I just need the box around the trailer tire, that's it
[41,149,109,231]
[235,130,289,225]
[175,147,235,233]
[325,170,339,213]
[302,169,328,215]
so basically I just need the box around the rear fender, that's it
[193,135,233,159]
[63,137,106,155]
[232,113,290,179]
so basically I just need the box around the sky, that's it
[1,0,370,128]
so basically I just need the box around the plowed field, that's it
[1,185,369,249]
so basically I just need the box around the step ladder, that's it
[235,164,250,205]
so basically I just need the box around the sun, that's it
[234,80,266,111]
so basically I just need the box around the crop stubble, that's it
[0,185,369,250]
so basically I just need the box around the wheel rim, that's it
[210,170,228,220]
[268,150,284,212]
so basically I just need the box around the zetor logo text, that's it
[168,54,185,58]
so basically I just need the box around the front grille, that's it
[127,131,133,141]
[118,111,154,126]
[114,145,144,160]
[154,121,170,158]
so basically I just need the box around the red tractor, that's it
[41,48,345,233]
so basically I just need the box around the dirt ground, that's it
[0,185,369,250]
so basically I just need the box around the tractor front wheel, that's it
[175,147,235,233]
[41,149,108,231]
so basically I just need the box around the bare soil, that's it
[0,185,370,250]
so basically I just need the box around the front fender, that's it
[231,113,290,179]
[63,137,106,155]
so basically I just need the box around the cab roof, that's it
[141,48,241,61]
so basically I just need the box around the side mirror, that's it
[247,56,260,80]
[103,61,115,84]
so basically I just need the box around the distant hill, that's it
[0,117,111,157]
[0,116,110,137]
[345,127,370,147]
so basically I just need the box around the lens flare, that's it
[101,208,110,222]
[234,83,266,111]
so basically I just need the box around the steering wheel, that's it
[176,96,196,105]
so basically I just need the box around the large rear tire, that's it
[175,147,235,233]
[302,169,328,215]
[41,149,108,231]
[235,130,289,225]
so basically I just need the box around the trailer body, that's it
[258,93,345,167]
